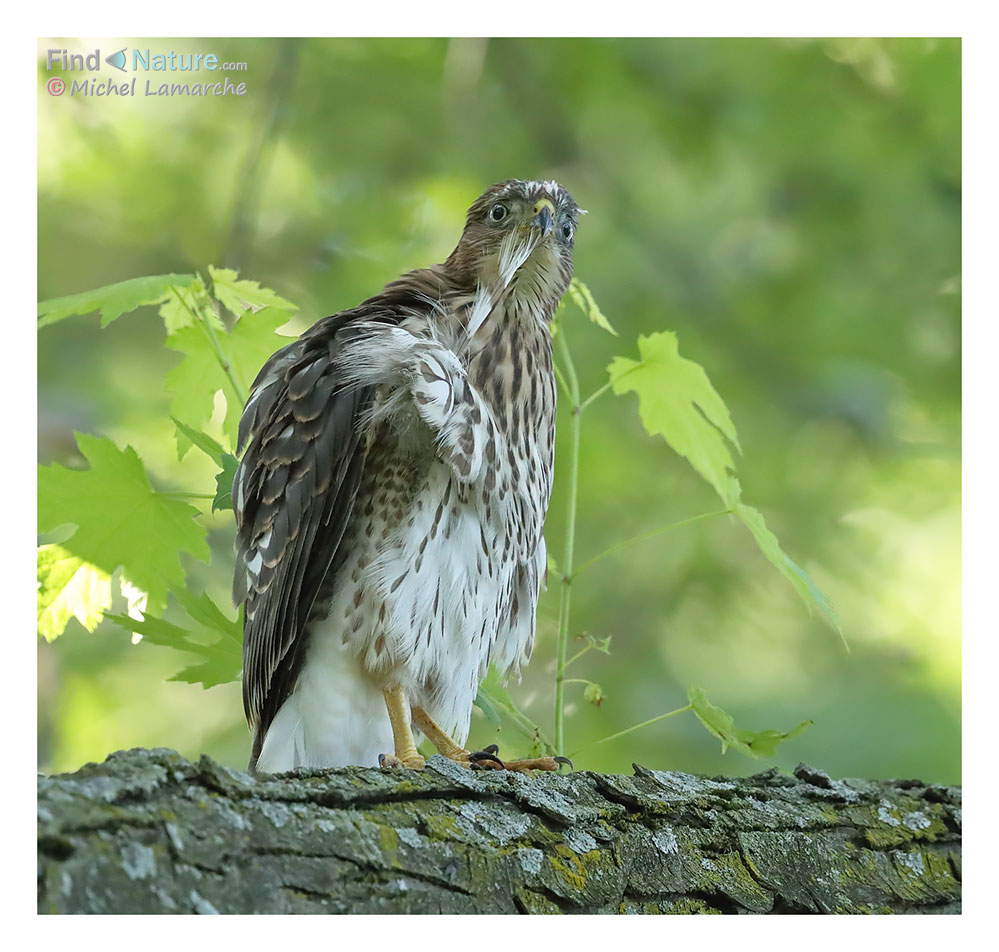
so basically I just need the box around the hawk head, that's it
[446,179,580,316]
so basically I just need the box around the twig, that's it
[571,509,732,580]
[553,327,582,756]
[170,285,247,406]
[568,704,694,758]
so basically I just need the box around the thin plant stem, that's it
[570,508,732,580]
[201,309,247,407]
[477,687,556,755]
[568,704,694,759]
[170,285,247,406]
[577,358,645,414]
[554,326,582,756]
[552,359,573,403]
[160,492,216,500]
[578,379,614,412]
[563,643,597,670]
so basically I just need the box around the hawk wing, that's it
[233,308,391,769]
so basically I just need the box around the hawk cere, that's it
[233,180,580,773]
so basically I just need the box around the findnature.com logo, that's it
[44,46,249,98]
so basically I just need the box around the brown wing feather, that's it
[233,272,452,770]
[234,310,383,769]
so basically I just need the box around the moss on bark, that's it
[37,748,961,914]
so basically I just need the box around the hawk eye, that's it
[489,203,508,222]
[561,221,574,240]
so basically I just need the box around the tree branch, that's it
[37,748,961,914]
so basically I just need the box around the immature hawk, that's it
[233,179,579,773]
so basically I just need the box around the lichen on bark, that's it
[37,748,961,914]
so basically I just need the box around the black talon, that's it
[468,749,506,769]
[378,753,388,767]
[554,755,574,770]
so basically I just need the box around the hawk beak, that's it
[531,198,555,237]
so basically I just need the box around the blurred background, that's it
[37,37,960,784]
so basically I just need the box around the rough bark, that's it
[37,748,961,914]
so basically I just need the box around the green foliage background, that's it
[37,38,960,783]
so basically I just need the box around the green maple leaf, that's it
[108,587,241,689]
[208,265,297,318]
[569,278,618,335]
[37,544,112,641]
[608,331,742,507]
[733,503,843,638]
[37,434,210,613]
[608,331,840,635]
[38,273,196,328]
[158,277,225,335]
[165,306,293,450]
[687,686,811,759]
[552,278,617,339]
[107,604,241,689]
[213,454,238,512]
[169,420,236,512]
[168,586,241,644]
[171,417,227,466]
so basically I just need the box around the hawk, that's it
[233,179,579,773]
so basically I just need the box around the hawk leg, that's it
[411,706,567,773]
[378,683,426,770]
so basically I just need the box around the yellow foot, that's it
[497,756,568,773]
[409,707,572,773]
[446,744,571,773]
[378,752,426,770]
